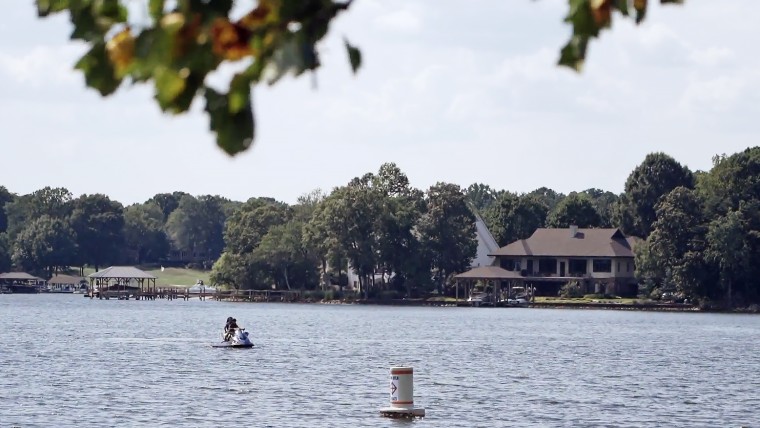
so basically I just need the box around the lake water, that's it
[1,295,759,427]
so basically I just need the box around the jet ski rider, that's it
[224,317,239,341]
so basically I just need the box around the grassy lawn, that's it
[534,296,648,305]
[426,296,460,302]
[76,266,211,287]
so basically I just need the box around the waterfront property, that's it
[493,226,640,296]
[456,226,640,298]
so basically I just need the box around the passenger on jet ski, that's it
[223,317,239,341]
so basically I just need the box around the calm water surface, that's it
[1,295,759,427]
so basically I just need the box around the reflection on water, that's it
[1,294,759,427]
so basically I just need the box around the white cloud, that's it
[679,74,750,113]
[374,7,422,33]
[688,47,735,67]
[0,44,85,87]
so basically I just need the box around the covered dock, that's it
[453,265,531,306]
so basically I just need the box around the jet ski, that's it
[211,328,254,348]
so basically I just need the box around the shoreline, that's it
[320,299,760,313]
[10,293,759,313]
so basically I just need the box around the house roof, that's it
[0,272,45,281]
[490,228,639,258]
[88,266,157,279]
[48,274,86,285]
[454,265,524,280]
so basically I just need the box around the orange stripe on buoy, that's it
[392,401,414,405]
[391,369,413,375]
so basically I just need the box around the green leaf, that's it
[344,38,361,74]
[170,72,202,113]
[229,74,252,114]
[36,0,69,17]
[558,35,589,72]
[566,0,601,37]
[204,87,255,156]
[614,0,630,16]
[153,67,187,111]
[148,0,165,21]
[70,7,100,41]
[75,41,122,96]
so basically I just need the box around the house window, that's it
[593,259,612,273]
[500,259,518,271]
[617,262,621,272]
[568,259,587,275]
[538,258,557,274]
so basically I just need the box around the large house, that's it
[489,226,640,297]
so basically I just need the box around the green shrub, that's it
[559,281,584,298]
[303,290,325,301]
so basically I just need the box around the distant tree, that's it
[210,252,263,290]
[546,192,601,228]
[580,188,619,227]
[12,215,78,278]
[706,210,747,306]
[212,197,292,289]
[637,187,710,299]
[465,183,501,213]
[148,191,190,222]
[0,233,11,273]
[0,186,15,234]
[527,187,565,213]
[165,194,229,263]
[417,183,476,295]
[4,187,73,240]
[123,202,170,264]
[616,152,694,238]
[484,193,548,246]
[373,163,427,296]
[223,198,291,254]
[697,148,760,304]
[304,195,347,289]
[255,221,319,290]
[326,178,382,296]
[69,194,125,271]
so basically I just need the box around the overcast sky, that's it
[1,1,758,205]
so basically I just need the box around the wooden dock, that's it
[89,288,302,302]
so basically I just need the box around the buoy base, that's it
[379,407,425,418]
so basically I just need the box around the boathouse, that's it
[88,266,157,298]
[0,272,46,293]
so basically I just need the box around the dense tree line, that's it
[209,164,477,298]
[4,147,760,307]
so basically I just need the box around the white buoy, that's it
[379,366,425,418]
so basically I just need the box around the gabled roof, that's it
[490,228,638,258]
[88,266,156,279]
[454,265,524,280]
[474,212,499,255]
[0,272,45,281]
[48,274,86,284]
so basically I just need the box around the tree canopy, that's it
[35,0,684,156]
